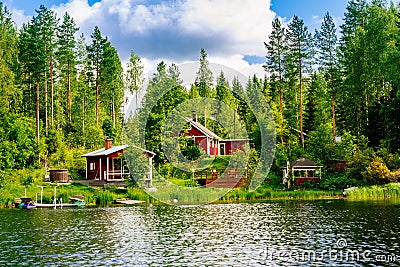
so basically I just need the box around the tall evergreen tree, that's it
[0,3,18,113]
[126,50,144,108]
[285,16,312,149]
[265,18,286,134]
[57,12,79,123]
[315,12,338,141]
[195,48,214,127]
[99,41,124,128]
[19,17,46,144]
[87,26,107,125]
[195,48,214,98]
[339,0,368,135]
[36,5,59,134]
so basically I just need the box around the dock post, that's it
[53,186,56,209]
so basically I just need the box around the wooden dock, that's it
[114,199,145,205]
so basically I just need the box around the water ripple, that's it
[0,200,399,266]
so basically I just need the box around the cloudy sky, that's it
[4,0,349,77]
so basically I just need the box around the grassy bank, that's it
[0,180,342,207]
[221,187,342,202]
[345,183,400,199]
[1,168,399,207]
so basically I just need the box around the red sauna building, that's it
[81,139,155,182]
[184,116,250,156]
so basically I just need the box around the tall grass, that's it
[346,183,400,199]
[220,186,341,202]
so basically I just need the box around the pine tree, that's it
[19,17,46,144]
[99,41,124,128]
[0,3,18,113]
[126,50,144,108]
[195,48,214,127]
[57,12,79,123]
[285,16,312,149]
[315,12,338,141]
[195,48,214,98]
[36,5,59,134]
[265,18,286,133]
[87,26,107,125]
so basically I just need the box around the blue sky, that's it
[271,0,349,26]
[3,0,351,76]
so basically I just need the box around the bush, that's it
[320,173,361,190]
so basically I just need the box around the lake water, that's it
[0,199,399,266]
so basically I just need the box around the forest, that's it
[1,0,400,192]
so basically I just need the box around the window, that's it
[89,162,96,171]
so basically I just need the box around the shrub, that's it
[320,173,361,190]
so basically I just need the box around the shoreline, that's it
[1,182,399,208]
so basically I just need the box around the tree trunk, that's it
[35,78,40,144]
[331,70,336,143]
[299,61,304,150]
[67,61,71,122]
[82,95,85,147]
[50,55,54,128]
[95,69,99,125]
[44,73,48,136]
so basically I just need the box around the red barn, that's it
[184,115,250,156]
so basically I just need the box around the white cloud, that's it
[10,0,275,79]
[9,8,30,28]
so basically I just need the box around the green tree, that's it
[57,12,79,123]
[315,12,339,141]
[19,16,46,145]
[285,15,312,149]
[99,41,124,129]
[126,50,144,108]
[36,5,59,134]
[87,26,107,125]
[265,18,286,135]
[138,61,188,164]
[195,48,214,98]
[0,3,18,114]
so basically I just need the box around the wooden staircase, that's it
[205,169,246,188]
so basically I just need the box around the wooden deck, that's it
[196,168,248,188]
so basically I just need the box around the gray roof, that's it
[81,145,156,157]
[290,158,316,167]
[81,145,129,157]
[184,117,222,140]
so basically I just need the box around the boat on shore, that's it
[14,198,36,209]
[15,195,85,209]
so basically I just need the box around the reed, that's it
[346,183,400,199]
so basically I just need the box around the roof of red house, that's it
[184,117,223,141]
[81,144,155,157]
[280,158,323,169]
[221,138,251,142]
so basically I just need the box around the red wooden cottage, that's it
[184,115,250,156]
[81,139,155,182]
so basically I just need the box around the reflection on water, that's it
[0,199,399,266]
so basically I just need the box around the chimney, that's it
[105,139,112,150]
[192,111,198,122]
